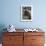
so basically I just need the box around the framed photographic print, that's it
[21,5,33,21]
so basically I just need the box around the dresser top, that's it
[4,29,44,33]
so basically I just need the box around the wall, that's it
[0,0,46,30]
[0,0,46,43]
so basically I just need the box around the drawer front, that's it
[24,32,44,36]
[3,43,23,46]
[3,36,23,44]
[32,44,44,46]
[3,35,23,46]
[3,32,23,36]
[2,44,15,46]
[32,36,45,44]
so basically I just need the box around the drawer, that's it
[32,44,44,46]
[32,36,45,44]
[3,36,23,46]
[3,32,23,36]
[3,43,23,46]
[24,32,44,36]
[3,35,23,44]
[3,44,15,46]
[3,36,14,44]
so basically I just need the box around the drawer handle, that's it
[32,39,36,40]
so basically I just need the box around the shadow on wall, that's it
[0,24,7,43]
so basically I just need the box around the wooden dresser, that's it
[2,29,45,46]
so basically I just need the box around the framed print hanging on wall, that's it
[21,5,33,21]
